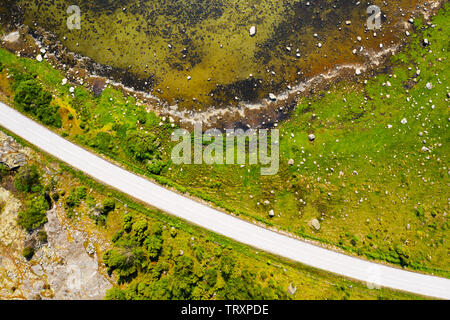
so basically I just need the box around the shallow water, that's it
[7,0,422,111]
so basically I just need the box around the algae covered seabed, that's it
[7,0,423,115]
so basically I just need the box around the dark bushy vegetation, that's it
[90,132,112,153]
[123,132,165,174]
[101,197,115,214]
[12,70,62,128]
[37,230,48,243]
[14,164,50,231]
[104,215,288,300]
[17,194,49,231]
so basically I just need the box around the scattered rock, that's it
[308,134,316,142]
[310,219,321,231]
[249,26,257,37]
[269,210,275,218]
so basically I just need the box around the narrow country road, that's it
[0,102,449,299]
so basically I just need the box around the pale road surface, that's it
[0,102,449,299]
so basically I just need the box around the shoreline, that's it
[1,0,443,130]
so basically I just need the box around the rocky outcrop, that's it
[0,132,29,169]
[0,184,113,299]
[0,132,113,299]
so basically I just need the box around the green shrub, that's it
[102,197,115,214]
[105,287,127,300]
[395,245,411,267]
[123,214,133,232]
[38,230,48,243]
[91,132,112,152]
[86,195,96,208]
[11,68,36,90]
[132,219,148,243]
[103,248,138,282]
[14,164,41,193]
[13,79,62,128]
[136,110,147,124]
[124,131,160,162]
[103,212,291,300]
[17,195,49,231]
[65,186,88,208]
[144,235,162,260]
[205,268,218,287]
[146,157,165,175]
